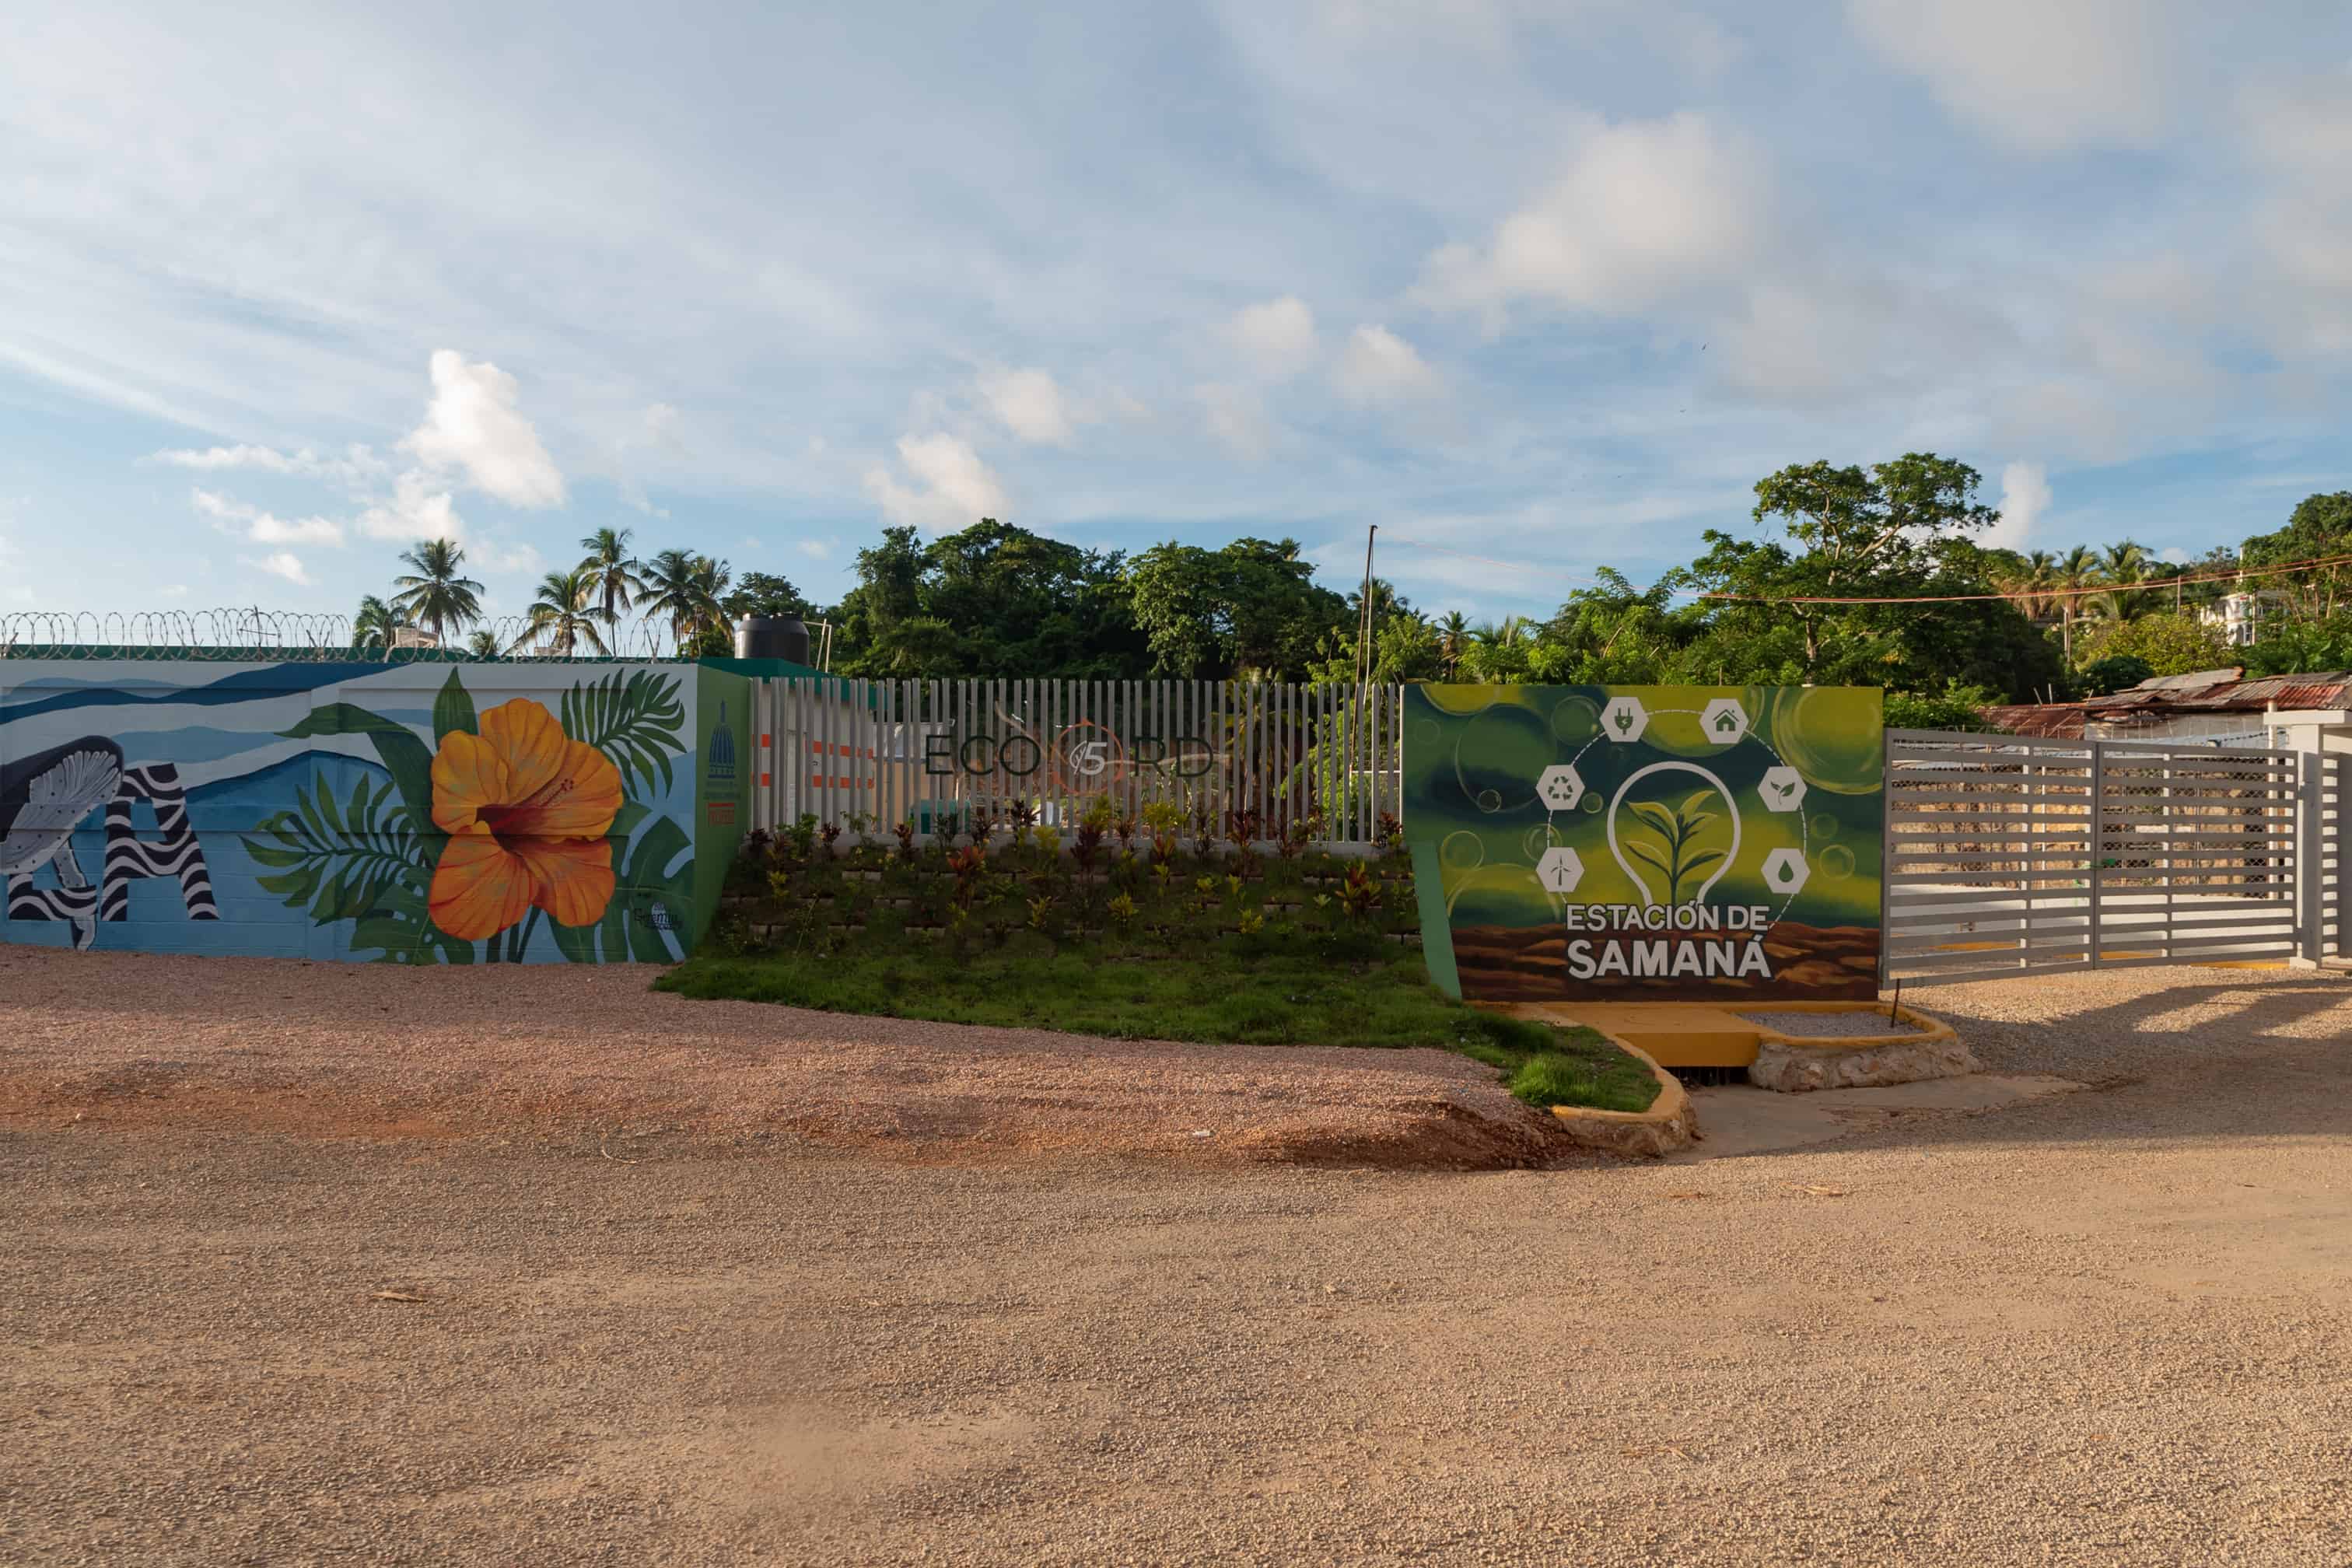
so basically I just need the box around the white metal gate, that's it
[1885,729,2314,982]
[749,677,1405,846]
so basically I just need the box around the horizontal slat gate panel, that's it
[1888,728,2308,983]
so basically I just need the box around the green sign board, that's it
[1402,685,1884,1003]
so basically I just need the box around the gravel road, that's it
[5,953,2350,1566]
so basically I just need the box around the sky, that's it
[2,0,2349,635]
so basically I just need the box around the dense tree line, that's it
[351,459,2352,715]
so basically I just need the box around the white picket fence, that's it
[751,677,1405,845]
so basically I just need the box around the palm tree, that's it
[1999,550,2058,622]
[2090,541,2152,623]
[351,595,411,652]
[686,554,733,646]
[577,527,644,629]
[638,548,702,653]
[1437,611,1469,678]
[465,629,502,660]
[389,540,485,646]
[2052,545,2101,663]
[520,568,611,656]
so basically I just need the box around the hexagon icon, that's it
[1759,766,1806,812]
[1700,698,1749,745]
[1600,695,1649,743]
[1536,763,1585,811]
[1761,847,1809,895]
[1535,845,1585,895]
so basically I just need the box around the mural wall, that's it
[1403,684,1885,1003]
[1,660,746,963]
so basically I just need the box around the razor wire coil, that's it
[0,610,692,662]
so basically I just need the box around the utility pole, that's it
[1355,525,1378,692]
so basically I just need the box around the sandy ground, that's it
[4,951,2350,1566]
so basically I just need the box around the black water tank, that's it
[734,615,810,665]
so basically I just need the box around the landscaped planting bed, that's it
[657,802,1657,1113]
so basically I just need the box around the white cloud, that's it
[2159,545,2190,565]
[1333,324,1440,406]
[642,402,683,446]
[151,443,303,473]
[1845,0,2171,153]
[247,551,313,586]
[1197,383,1274,460]
[479,541,544,576]
[145,443,387,485]
[2242,72,2352,341]
[191,488,345,548]
[975,366,1082,446]
[159,583,190,599]
[400,350,566,507]
[1987,461,2052,551]
[1227,296,1320,380]
[798,537,836,561]
[357,471,465,543]
[1416,113,1764,327]
[863,433,1009,532]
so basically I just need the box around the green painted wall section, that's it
[689,663,753,949]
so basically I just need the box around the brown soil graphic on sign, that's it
[1451,921,1881,1002]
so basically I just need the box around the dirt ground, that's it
[4,951,2350,1566]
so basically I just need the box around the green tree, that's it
[576,527,645,627]
[465,628,501,660]
[389,540,485,646]
[2074,611,2229,678]
[1437,611,1470,678]
[1124,537,1346,681]
[1528,569,1692,685]
[351,595,412,652]
[639,549,730,653]
[2087,541,2154,623]
[2242,492,2352,617]
[723,571,817,623]
[1307,587,1444,684]
[826,520,1144,679]
[2049,544,2101,664]
[1887,681,2000,730]
[1678,454,2061,699]
[520,569,611,656]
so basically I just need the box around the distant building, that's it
[2196,590,2285,647]
[1980,667,2352,745]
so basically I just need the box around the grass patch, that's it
[659,937,1655,1113]
[665,825,1657,1114]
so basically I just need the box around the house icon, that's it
[1715,711,1738,733]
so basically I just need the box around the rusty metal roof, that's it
[1982,670,2352,734]
[1979,702,2087,738]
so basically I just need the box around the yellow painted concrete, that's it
[1487,998,1958,1069]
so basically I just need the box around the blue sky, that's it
[2,0,2348,634]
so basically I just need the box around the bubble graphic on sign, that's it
[1819,844,1856,882]
[1809,811,1840,841]
[1476,789,1503,813]
[1550,695,1602,746]
[1440,831,1486,873]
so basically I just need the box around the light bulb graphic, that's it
[1605,761,1741,905]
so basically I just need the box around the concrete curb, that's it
[1744,1003,1980,1093]
[1547,1036,1699,1159]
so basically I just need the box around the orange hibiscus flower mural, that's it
[426,698,624,940]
